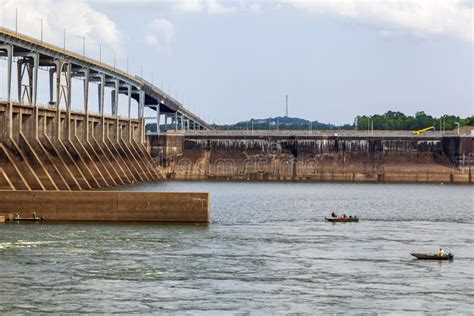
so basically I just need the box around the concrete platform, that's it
[0,191,210,223]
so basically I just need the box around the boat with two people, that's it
[325,212,359,223]
[13,211,44,222]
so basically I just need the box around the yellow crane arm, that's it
[412,126,435,135]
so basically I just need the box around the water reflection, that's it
[1,182,473,313]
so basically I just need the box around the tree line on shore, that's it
[212,111,474,131]
[145,111,473,132]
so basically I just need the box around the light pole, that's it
[455,122,460,135]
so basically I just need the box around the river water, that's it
[1,182,473,314]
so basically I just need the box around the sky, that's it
[0,0,473,125]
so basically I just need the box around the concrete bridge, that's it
[0,27,211,135]
[0,26,211,191]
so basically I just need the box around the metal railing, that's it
[0,27,137,84]
[182,129,463,138]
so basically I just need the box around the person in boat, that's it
[438,248,446,257]
[331,212,337,218]
[14,213,20,220]
[32,211,37,219]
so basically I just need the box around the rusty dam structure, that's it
[150,131,473,184]
[0,27,472,222]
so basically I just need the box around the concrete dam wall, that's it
[0,102,163,191]
[150,131,473,183]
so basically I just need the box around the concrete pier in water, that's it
[0,191,210,222]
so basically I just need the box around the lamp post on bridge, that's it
[455,122,460,135]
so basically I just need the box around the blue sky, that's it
[1,0,473,124]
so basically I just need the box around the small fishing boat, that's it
[13,217,44,222]
[325,217,359,223]
[410,253,453,260]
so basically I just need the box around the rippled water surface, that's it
[1,182,473,314]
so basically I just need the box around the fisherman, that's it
[438,248,445,257]
[331,212,337,218]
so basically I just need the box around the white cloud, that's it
[285,0,473,42]
[144,19,176,54]
[170,0,254,15]
[174,0,204,13]
[154,0,474,41]
[0,0,123,56]
[207,0,237,14]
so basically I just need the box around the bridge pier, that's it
[0,44,13,140]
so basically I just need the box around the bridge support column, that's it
[156,102,161,135]
[0,44,13,140]
[15,53,38,137]
[80,68,90,141]
[98,74,105,141]
[139,89,145,144]
[127,85,132,142]
[17,60,29,105]
[64,63,72,141]
[31,53,39,138]
[52,60,71,141]
[174,112,178,131]
[164,114,169,131]
[49,68,54,105]
[111,79,119,142]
